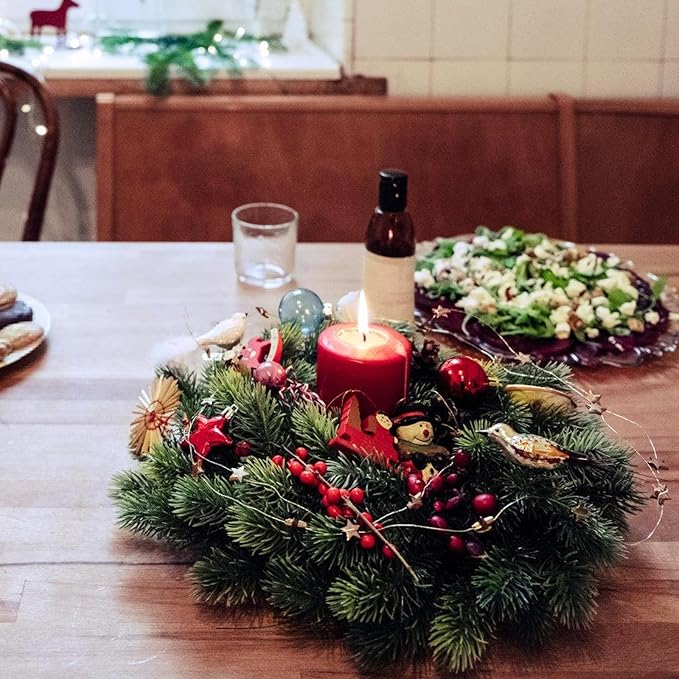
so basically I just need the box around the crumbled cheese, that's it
[456,287,496,313]
[565,279,587,299]
[550,305,572,325]
[644,310,660,325]
[619,300,637,317]
[595,306,621,329]
[575,302,595,325]
[591,295,608,308]
[414,269,435,288]
[585,327,600,338]
[555,322,572,339]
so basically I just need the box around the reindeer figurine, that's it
[30,0,80,38]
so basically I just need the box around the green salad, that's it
[415,226,666,341]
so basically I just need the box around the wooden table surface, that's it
[1,242,678,679]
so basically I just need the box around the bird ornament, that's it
[481,423,592,469]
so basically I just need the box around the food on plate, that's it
[0,284,17,310]
[415,226,670,363]
[0,321,44,360]
[0,299,33,330]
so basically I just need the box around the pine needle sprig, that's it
[191,544,265,607]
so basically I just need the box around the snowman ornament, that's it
[389,403,449,460]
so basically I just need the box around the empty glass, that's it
[232,203,298,288]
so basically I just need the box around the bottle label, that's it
[362,249,415,323]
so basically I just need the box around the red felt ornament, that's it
[437,356,490,404]
[328,391,400,466]
[238,328,283,373]
[181,414,233,476]
[30,0,79,38]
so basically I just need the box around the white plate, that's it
[0,293,51,368]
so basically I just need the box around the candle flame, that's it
[358,290,369,343]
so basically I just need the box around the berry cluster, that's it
[276,447,396,559]
[403,449,498,558]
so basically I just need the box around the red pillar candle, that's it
[316,323,412,413]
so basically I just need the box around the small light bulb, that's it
[207,45,217,55]
[21,104,31,113]
[213,33,222,43]
[235,26,245,39]
[35,124,48,136]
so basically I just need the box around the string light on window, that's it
[235,26,245,39]
[21,104,31,113]
[207,45,217,55]
[0,49,9,60]
[42,45,54,56]
[213,33,223,43]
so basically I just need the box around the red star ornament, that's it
[238,328,283,372]
[182,414,233,476]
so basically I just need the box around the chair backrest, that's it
[0,61,59,240]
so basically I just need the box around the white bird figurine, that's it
[196,312,247,350]
[481,423,592,469]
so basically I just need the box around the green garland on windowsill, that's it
[0,35,41,54]
[99,19,285,96]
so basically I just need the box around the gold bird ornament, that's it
[481,423,592,469]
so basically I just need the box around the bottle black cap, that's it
[378,168,408,212]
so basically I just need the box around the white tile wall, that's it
[432,0,509,60]
[431,60,508,96]
[354,0,432,60]
[353,59,430,95]
[509,61,584,96]
[347,0,679,97]
[510,0,587,60]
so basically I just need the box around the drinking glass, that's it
[232,203,297,288]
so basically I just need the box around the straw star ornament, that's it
[130,376,181,457]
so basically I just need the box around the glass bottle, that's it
[362,169,416,323]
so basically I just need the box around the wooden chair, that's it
[0,61,59,240]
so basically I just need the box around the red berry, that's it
[287,459,304,476]
[295,446,308,460]
[235,441,252,457]
[321,494,330,508]
[471,493,498,515]
[341,506,354,518]
[299,470,317,486]
[313,461,327,475]
[445,496,463,511]
[271,455,285,467]
[317,482,328,495]
[447,535,466,553]
[428,514,449,530]
[401,461,416,475]
[453,450,471,469]
[428,474,445,493]
[407,471,423,483]
[349,487,365,504]
[433,500,445,513]
[340,489,350,498]
[360,534,376,550]
[382,545,396,560]
[407,479,425,495]
[327,504,342,518]
[325,487,342,505]
[465,539,484,557]
[358,511,374,524]
[445,472,459,487]
[374,522,384,531]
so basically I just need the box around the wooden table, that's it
[1,242,678,679]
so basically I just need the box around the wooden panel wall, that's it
[96,96,562,242]
[96,95,679,243]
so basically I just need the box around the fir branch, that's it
[170,474,234,530]
[429,584,495,674]
[305,514,361,571]
[290,403,337,454]
[208,368,291,455]
[326,559,434,625]
[191,543,264,607]
[262,549,332,621]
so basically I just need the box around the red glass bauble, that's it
[437,356,489,403]
[254,360,288,388]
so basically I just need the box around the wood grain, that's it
[1,242,678,678]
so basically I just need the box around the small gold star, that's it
[585,390,602,404]
[340,519,361,541]
[651,482,671,506]
[587,402,607,416]
[572,502,589,522]
[229,466,248,482]
[431,305,452,320]
[515,352,532,365]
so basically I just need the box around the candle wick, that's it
[362,332,367,343]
